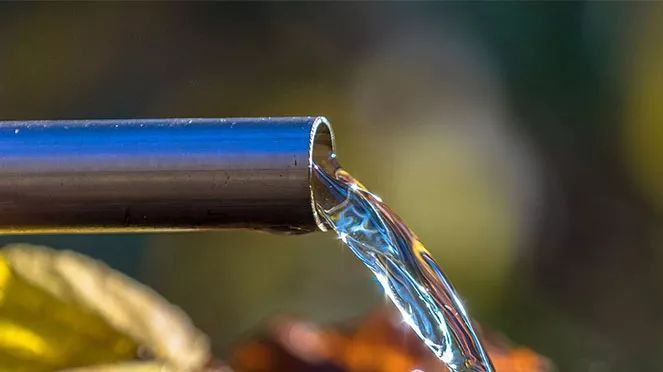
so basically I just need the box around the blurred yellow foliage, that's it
[625,8,663,208]
[0,254,135,371]
[0,245,212,371]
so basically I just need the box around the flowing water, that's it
[312,155,494,372]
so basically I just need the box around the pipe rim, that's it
[309,116,335,231]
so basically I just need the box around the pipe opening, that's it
[311,118,334,166]
[309,117,336,231]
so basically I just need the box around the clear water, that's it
[312,157,494,372]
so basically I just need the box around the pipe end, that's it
[309,117,336,232]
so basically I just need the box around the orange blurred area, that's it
[231,308,552,372]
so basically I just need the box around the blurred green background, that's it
[0,3,662,371]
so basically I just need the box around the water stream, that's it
[312,155,494,372]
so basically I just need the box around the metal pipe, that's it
[0,117,335,234]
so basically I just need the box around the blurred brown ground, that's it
[231,309,552,372]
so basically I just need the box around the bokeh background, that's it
[0,3,661,371]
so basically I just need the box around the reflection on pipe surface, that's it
[0,117,334,234]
